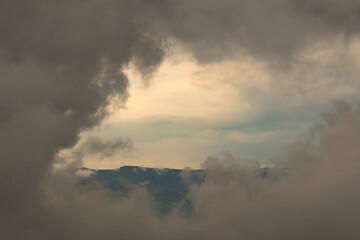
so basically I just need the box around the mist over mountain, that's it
[1,1,360,239]
[79,166,206,214]
[78,165,286,215]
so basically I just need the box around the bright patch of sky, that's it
[79,40,360,169]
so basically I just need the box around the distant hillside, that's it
[78,166,206,214]
[78,166,272,215]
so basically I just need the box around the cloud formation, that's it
[5,100,358,240]
[55,135,134,169]
[75,136,133,160]
[184,100,360,240]
[1,1,360,239]
[152,0,360,64]
[0,0,162,238]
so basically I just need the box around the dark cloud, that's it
[0,0,163,238]
[148,0,360,66]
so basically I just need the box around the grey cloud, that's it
[0,0,163,238]
[149,0,360,66]
[180,101,360,240]
[74,136,133,160]
[322,99,352,125]
[6,101,358,240]
[144,0,360,95]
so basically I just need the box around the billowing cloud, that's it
[182,100,360,240]
[151,0,360,64]
[0,0,163,238]
[3,100,359,240]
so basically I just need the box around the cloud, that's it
[55,136,134,169]
[0,0,163,238]
[3,100,360,240]
[150,0,360,65]
[1,1,360,239]
[183,100,360,240]
[75,136,133,160]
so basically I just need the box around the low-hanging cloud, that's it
[55,136,134,170]
[10,100,359,240]
[183,100,360,240]
[0,0,163,238]
[75,136,133,160]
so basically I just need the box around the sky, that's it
[78,38,360,169]
[2,0,360,239]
